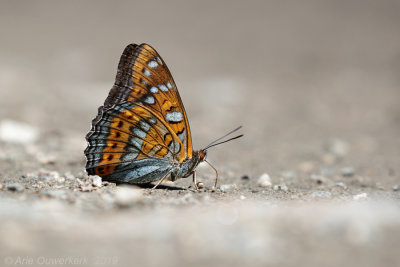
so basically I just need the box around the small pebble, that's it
[257,173,272,188]
[196,182,204,189]
[327,138,349,158]
[335,182,347,189]
[273,183,288,192]
[219,184,237,193]
[6,183,24,192]
[353,193,368,201]
[310,174,333,185]
[393,185,400,192]
[341,167,355,177]
[91,175,102,187]
[240,195,246,200]
[241,175,249,180]
[114,186,143,207]
[0,184,3,190]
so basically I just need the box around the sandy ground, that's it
[0,1,400,266]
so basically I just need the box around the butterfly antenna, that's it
[203,126,243,150]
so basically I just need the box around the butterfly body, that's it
[85,43,207,185]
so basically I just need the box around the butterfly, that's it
[84,43,242,189]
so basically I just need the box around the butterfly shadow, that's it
[114,181,187,191]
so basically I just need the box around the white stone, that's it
[273,183,289,192]
[0,120,39,144]
[114,186,143,207]
[91,175,102,187]
[353,193,368,201]
[328,138,349,157]
[196,182,204,189]
[335,182,347,189]
[257,173,272,188]
[219,184,237,193]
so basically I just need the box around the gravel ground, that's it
[1,1,400,267]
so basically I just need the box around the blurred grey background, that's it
[1,1,399,174]
[1,0,399,150]
[1,1,400,266]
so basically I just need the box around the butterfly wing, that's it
[105,43,193,159]
[84,43,193,183]
[85,102,180,183]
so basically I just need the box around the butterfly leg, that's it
[205,160,218,188]
[192,171,199,190]
[151,171,172,190]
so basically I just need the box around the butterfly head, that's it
[198,150,207,162]
[174,127,242,188]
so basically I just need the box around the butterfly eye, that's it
[199,151,207,161]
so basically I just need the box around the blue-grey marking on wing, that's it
[177,131,185,143]
[165,111,183,122]
[103,158,172,183]
[169,141,181,154]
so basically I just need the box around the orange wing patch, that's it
[97,104,185,168]
[133,45,192,158]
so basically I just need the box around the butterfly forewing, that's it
[85,43,194,183]
[103,44,192,158]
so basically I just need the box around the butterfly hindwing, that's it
[85,102,183,182]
